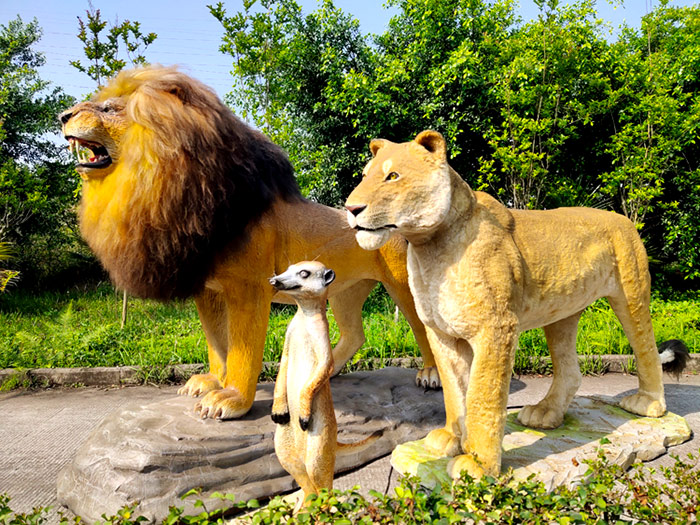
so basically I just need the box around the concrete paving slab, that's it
[1,372,698,523]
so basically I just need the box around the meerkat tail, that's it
[336,429,383,456]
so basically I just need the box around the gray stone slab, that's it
[56,367,444,523]
[391,396,692,491]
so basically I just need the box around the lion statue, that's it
[345,130,688,479]
[59,66,440,420]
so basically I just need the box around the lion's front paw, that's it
[620,392,666,418]
[517,402,565,429]
[194,388,251,420]
[178,373,221,397]
[447,453,490,480]
[415,367,441,389]
[424,427,461,457]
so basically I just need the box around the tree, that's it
[70,1,157,88]
[476,0,612,209]
[0,16,82,287]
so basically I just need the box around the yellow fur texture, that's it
[59,66,439,420]
[346,130,669,479]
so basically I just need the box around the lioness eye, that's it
[385,171,400,181]
[299,270,310,278]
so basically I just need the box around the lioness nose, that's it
[345,204,367,217]
[59,110,73,124]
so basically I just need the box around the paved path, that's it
[1,372,699,523]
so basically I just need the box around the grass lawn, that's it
[1,283,698,376]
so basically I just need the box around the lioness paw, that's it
[424,427,461,457]
[517,403,565,429]
[178,373,221,397]
[620,392,666,418]
[415,367,441,390]
[447,453,488,480]
[194,388,250,420]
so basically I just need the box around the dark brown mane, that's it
[78,66,301,300]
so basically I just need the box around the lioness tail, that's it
[659,339,690,379]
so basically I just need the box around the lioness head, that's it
[345,130,453,250]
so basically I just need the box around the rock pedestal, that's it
[57,367,444,522]
[391,396,692,490]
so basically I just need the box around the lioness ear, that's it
[370,139,387,158]
[323,269,335,287]
[415,130,446,158]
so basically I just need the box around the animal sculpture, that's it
[270,261,381,510]
[345,129,688,479]
[59,66,440,420]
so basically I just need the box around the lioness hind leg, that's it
[328,279,376,375]
[518,311,583,429]
[608,294,665,417]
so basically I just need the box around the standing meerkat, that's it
[269,261,381,509]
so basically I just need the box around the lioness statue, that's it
[59,66,439,420]
[345,130,688,479]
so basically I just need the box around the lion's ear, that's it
[415,130,446,158]
[369,139,387,158]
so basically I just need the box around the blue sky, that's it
[1,0,697,102]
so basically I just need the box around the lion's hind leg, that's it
[518,311,583,429]
[608,294,666,417]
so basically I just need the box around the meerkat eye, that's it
[385,171,400,181]
[299,270,310,278]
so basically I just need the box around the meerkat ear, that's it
[415,130,446,158]
[369,139,388,158]
[323,269,335,287]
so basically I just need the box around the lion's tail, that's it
[336,429,383,456]
[659,339,690,379]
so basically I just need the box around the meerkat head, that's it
[269,261,336,298]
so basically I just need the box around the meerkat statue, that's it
[269,261,381,509]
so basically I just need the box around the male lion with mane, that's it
[345,130,688,479]
[59,66,439,419]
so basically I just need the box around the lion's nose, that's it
[345,204,366,217]
[59,110,73,125]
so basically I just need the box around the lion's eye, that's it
[299,270,310,278]
[385,171,400,181]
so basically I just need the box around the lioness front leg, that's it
[195,282,274,419]
[179,289,227,397]
[423,328,470,458]
[448,327,516,479]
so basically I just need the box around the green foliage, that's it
[4,451,698,523]
[0,16,82,289]
[0,241,19,292]
[70,1,157,88]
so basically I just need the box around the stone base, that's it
[391,396,692,490]
[57,367,444,523]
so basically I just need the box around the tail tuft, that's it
[658,339,690,379]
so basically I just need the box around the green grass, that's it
[1,284,698,374]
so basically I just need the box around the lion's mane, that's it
[81,66,301,300]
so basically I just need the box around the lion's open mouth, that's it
[67,137,112,169]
